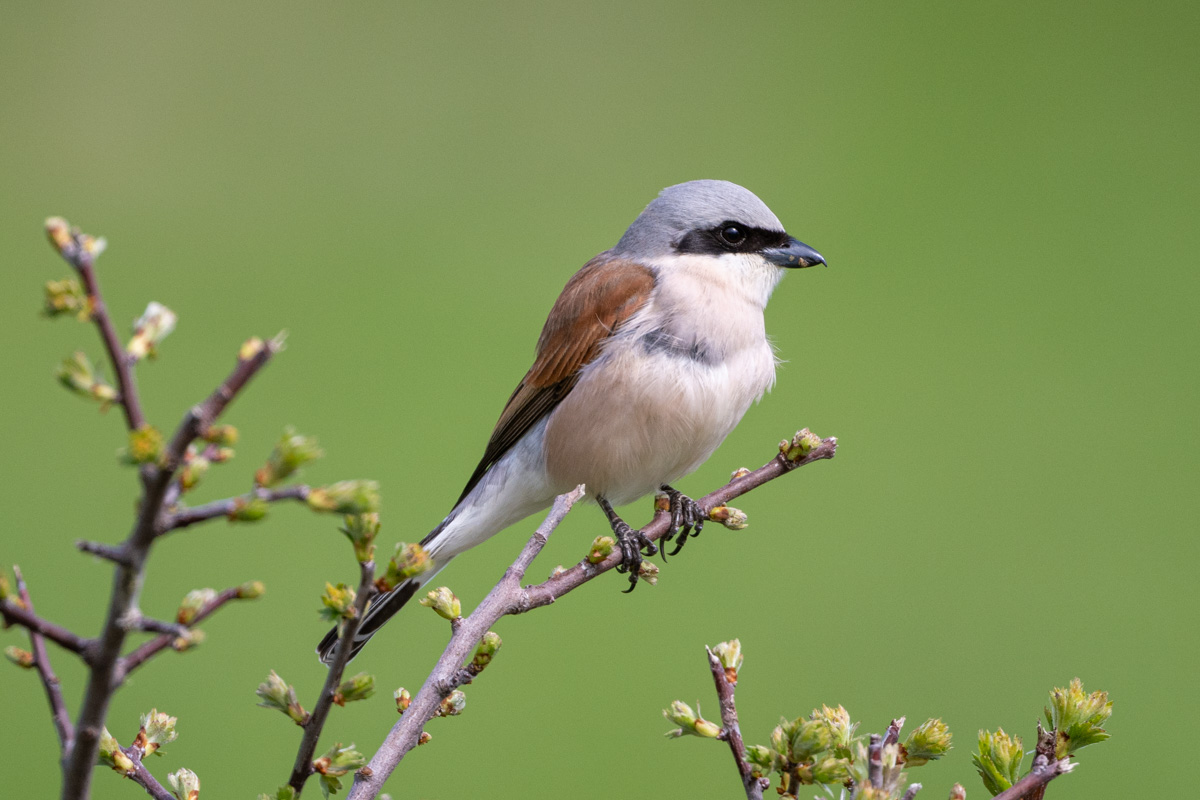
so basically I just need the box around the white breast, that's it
[543,253,782,505]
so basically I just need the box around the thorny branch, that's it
[990,757,1076,800]
[705,646,768,800]
[11,567,75,750]
[0,594,93,657]
[349,436,837,800]
[165,485,310,532]
[120,586,244,678]
[61,338,280,800]
[288,560,377,794]
[53,226,146,431]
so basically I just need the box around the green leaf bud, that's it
[663,700,721,739]
[227,496,269,523]
[812,757,851,785]
[1045,678,1112,758]
[98,727,134,775]
[43,277,89,320]
[127,301,177,361]
[377,542,431,591]
[904,718,952,766]
[167,768,200,800]
[333,672,375,705]
[711,639,743,684]
[972,728,1023,796]
[471,631,502,672]
[419,586,460,621]
[789,718,831,762]
[176,588,217,625]
[745,744,779,776]
[256,427,323,487]
[782,428,823,461]
[307,480,380,514]
[708,505,749,530]
[256,670,309,726]
[123,425,165,466]
[314,742,365,798]
[340,513,380,563]
[237,581,266,599]
[137,709,178,756]
[587,535,615,564]
[4,645,34,669]
[201,424,239,446]
[436,689,466,717]
[394,687,411,714]
[320,582,358,622]
[811,704,857,758]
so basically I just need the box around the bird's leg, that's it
[659,484,706,558]
[597,495,657,593]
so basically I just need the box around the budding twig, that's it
[705,646,766,800]
[522,436,837,610]
[75,540,131,564]
[0,594,93,658]
[11,567,74,751]
[123,750,174,800]
[164,485,310,532]
[990,757,1076,800]
[868,734,884,788]
[349,434,836,800]
[347,487,586,799]
[120,586,243,678]
[51,226,146,431]
[62,339,280,800]
[287,559,377,794]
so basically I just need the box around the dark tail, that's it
[316,578,423,666]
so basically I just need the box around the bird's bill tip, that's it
[764,237,826,269]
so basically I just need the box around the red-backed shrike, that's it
[318,180,824,663]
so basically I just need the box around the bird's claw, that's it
[612,520,657,593]
[659,485,706,560]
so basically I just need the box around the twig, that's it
[12,566,75,751]
[119,586,243,678]
[62,340,279,800]
[883,717,905,748]
[1025,723,1056,800]
[76,540,131,564]
[868,733,883,788]
[0,596,93,657]
[349,436,836,800]
[55,231,146,431]
[705,646,765,800]
[347,487,586,799]
[287,559,377,794]
[126,615,189,638]
[164,485,310,532]
[991,758,1076,800]
[126,761,174,800]
[122,742,175,800]
[522,437,837,609]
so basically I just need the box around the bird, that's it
[317,179,825,664]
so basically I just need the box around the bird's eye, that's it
[719,225,746,246]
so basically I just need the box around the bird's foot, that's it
[612,519,658,593]
[658,484,706,559]
[597,495,657,593]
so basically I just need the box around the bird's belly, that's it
[543,341,775,506]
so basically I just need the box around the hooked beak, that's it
[763,236,826,269]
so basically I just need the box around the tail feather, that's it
[316,560,447,665]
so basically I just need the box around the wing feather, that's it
[454,254,655,504]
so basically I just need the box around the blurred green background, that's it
[2,1,1196,797]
